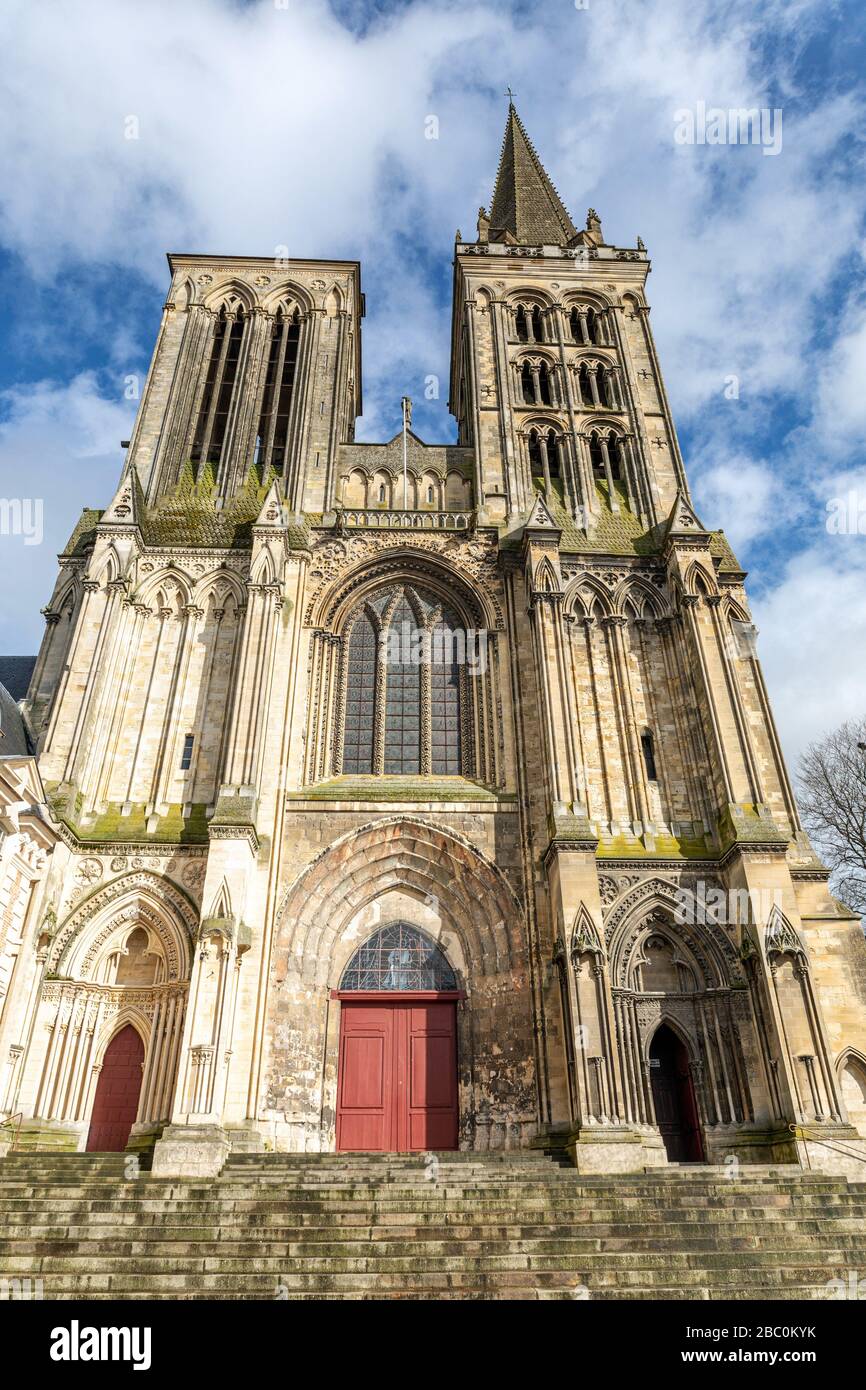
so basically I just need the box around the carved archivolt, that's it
[305,536,504,631]
[272,816,526,989]
[604,875,742,990]
[50,871,198,983]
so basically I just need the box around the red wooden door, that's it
[86,1024,144,1152]
[649,1025,704,1162]
[336,998,458,1151]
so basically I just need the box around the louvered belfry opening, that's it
[191,305,246,467]
[257,308,301,472]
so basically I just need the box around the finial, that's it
[637,235,646,251]
[505,86,515,106]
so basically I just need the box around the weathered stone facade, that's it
[2,103,865,1176]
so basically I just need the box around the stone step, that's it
[3,1223,861,1245]
[34,1284,839,1301]
[3,1186,864,1208]
[2,1152,862,1301]
[0,1266,847,1293]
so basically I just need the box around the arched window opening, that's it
[341,923,457,992]
[530,305,544,341]
[609,435,622,481]
[256,308,301,471]
[378,483,387,503]
[515,304,529,342]
[577,363,593,408]
[430,614,462,775]
[191,306,247,467]
[641,730,658,782]
[538,360,553,406]
[339,584,466,778]
[546,429,561,480]
[528,429,544,478]
[342,610,377,775]
[520,361,535,404]
[427,485,434,504]
[383,594,422,775]
[589,431,605,479]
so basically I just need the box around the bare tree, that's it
[798,717,866,918]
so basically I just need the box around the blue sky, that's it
[0,0,864,764]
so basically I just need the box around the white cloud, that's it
[0,374,134,648]
[753,541,866,766]
[693,454,783,550]
[0,0,863,769]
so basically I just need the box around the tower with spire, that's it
[2,100,863,1183]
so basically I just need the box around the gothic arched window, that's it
[191,305,247,467]
[384,593,422,774]
[339,584,467,778]
[341,923,457,991]
[256,307,301,472]
[342,610,378,775]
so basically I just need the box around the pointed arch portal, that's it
[333,923,461,1152]
[86,1025,145,1153]
[649,1024,704,1162]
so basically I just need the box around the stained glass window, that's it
[430,619,462,775]
[383,595,421,775]
[340,584,466,778]
[341,923,457,991]
[342,610,377,774]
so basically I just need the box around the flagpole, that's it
[401,396,411,510]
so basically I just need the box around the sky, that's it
[0,0,864,769]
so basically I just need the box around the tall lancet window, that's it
[342,609,378,775]
[339,584,466,778]
[191,305,246,467]
[256,307,301,472]
[384,593,422,774]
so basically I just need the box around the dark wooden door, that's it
[336,998,458,1151]
[649,1025,704,1162]
[86,1024,144,1152]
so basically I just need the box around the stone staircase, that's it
[1,1150,866,1300]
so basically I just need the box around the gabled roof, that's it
[0,680,30,755]
[0,657,36,702]
[488,103,577,245]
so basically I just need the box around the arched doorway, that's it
[840,1053,866,1137]
[649,1025,704,1162]
[334,924,461,1152]
[86,1025,144,1152]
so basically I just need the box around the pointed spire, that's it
[488,102,577,245]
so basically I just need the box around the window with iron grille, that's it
[340,923,457,991]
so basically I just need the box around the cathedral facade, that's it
[2,105,865,1176]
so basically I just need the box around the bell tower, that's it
[450,101,689,532]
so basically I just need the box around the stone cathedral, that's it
[1,103,865,1178]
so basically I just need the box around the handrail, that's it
[0,1113,23,1153]
[789,1123,866,1168]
